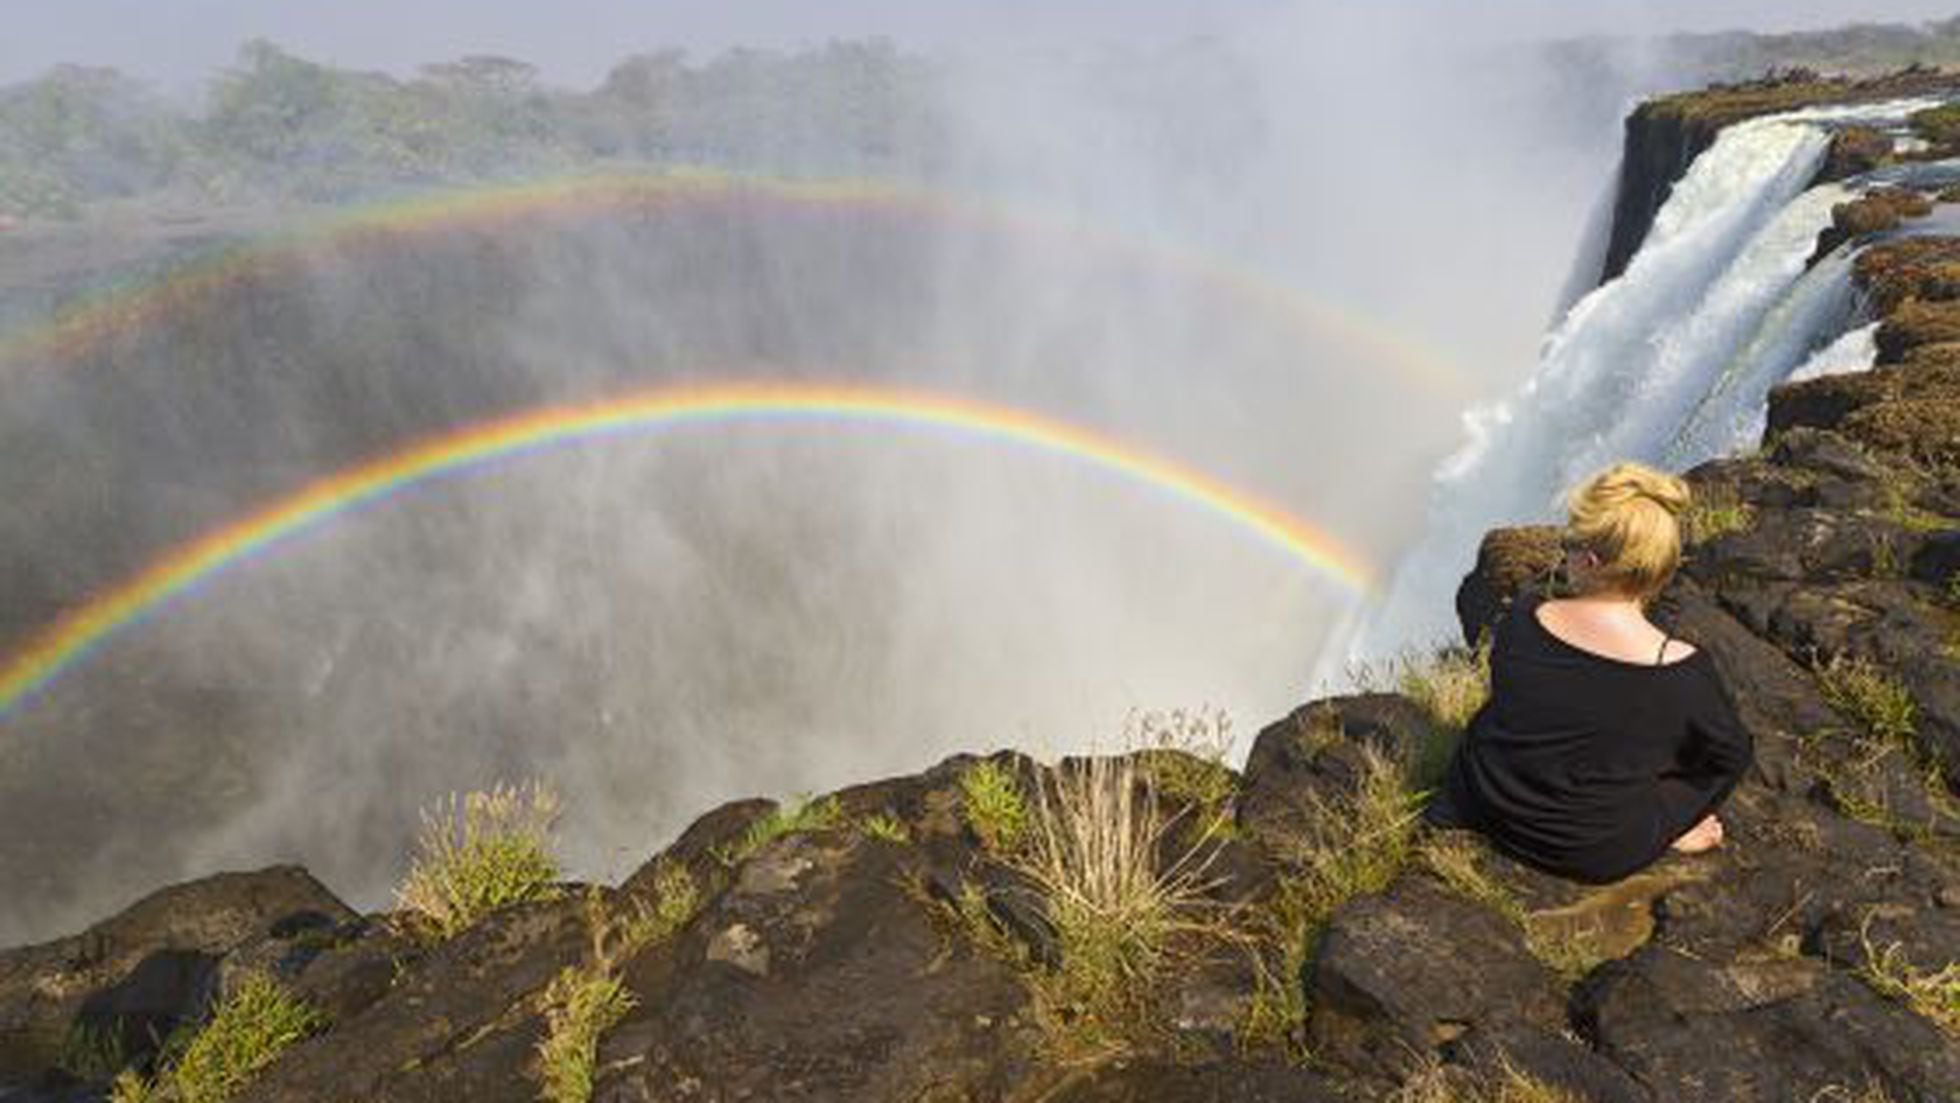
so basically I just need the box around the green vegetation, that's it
[1816,655,1918,749]
[1417,834,1524,925]
[1682,489,1756,545]
[395,781,562,940]
[55,1019,129,1083]
[1858,915,1960,1035]
[1131,707,1239,844]
[1242,746,1426,1051]
[960,760,1029,854]
[535,873,703,1103]
[956,753,1226,1060]
[857,810,910,844]
[110,974,325,1103]
[1911,103,1960,148]
[712,794,846,867]
[0,40,937,220]
[1350,643,1491,790]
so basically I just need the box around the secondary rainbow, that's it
[0,171,1466,395]
[0,381,1375,720]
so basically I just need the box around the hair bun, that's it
[1562,461,1690,599]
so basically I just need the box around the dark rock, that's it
[1042,1059,1340,1102]
[0,867,354,1079]
[1237,696,1430,854]
[238,895,593,1103]
[594,832,1038,1102]
[1576,944,1960,1102]
[1455,525,1562,647]
[1306,875,1563,1081]
[1819,126,1892,182]
[1447,1025,1653,1103]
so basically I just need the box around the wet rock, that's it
[1306,875,1563,1081]
[1813,187,1934,261]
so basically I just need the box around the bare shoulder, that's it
[1659,638,1699,664]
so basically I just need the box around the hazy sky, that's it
[4,0,1959,89]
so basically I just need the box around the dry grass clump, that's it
[396,780,562,940]
[960,759,1029,853]
[535,869,702,1103]
[1352,643,1491,790]
[712,794,846,867]
[1011,754,1226,1058]
[110,973,325,1103]
[1417,833,1525,925]
[1242,745,1426,1050]
[1858,915,1960,1036]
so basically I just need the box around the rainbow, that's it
[0,381,1374,721]
[0,170,1466,395]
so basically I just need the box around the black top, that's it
[1429,592,1753,883]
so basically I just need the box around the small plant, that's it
[615,863,702,955]
[396,781,562,940]
[1858,915,1960,1035]
[1681,489,1755,545]
[1352,644,1490,790]
[535,965,634,1103]
[960,759,1029,853]
[858,810,910,844]
[112,974,325,1103]
[1816,655,1918,750]
[713,794,846,867]
[56,1019,129,1083]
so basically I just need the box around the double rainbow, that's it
[0,381,1375,720]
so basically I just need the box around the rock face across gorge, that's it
[5,73,1960,1103]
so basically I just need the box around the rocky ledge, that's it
[5,92,1960,1103]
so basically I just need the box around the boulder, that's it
[1306,875,1564,1082]
[1454,525,1563,647]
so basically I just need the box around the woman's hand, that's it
[1670,814,1724,854]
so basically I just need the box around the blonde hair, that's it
[1564,461,1690,600]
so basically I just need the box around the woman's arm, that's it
[1654,667,1753,845]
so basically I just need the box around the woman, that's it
[1427,462,1752,883]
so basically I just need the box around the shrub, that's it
[112,973,325,1103]
[960,760,1029,853]
[396,781,563,939]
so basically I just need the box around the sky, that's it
[3,0,1959,89]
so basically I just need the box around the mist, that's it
[0,2,1921,942]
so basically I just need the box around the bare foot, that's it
[1670,814,1724,854]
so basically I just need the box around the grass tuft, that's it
[713,794,845,867]
[111,974,324,1103]
[395,780,561,940]
[1417,834,1524,925]
[1389,1056,1583,1103]
[857,810,910,844]
[56,1019,129,1083]
[1008,754,1227,1059]
[1681,488,1755,545]
[535,966,633,1103]
[1353,643,1491,790]
[1817,654,1918,749]
[961,760,1029,854]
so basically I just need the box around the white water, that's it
[1337,98,1945,667]
[1787,321,1881,383]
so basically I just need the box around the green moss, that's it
[55,1019,129,1083]
[1912,103,1960,148]
[1682,491,1756,545]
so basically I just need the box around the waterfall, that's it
[1338,97,1948,667]
[1787,322,1881,383]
